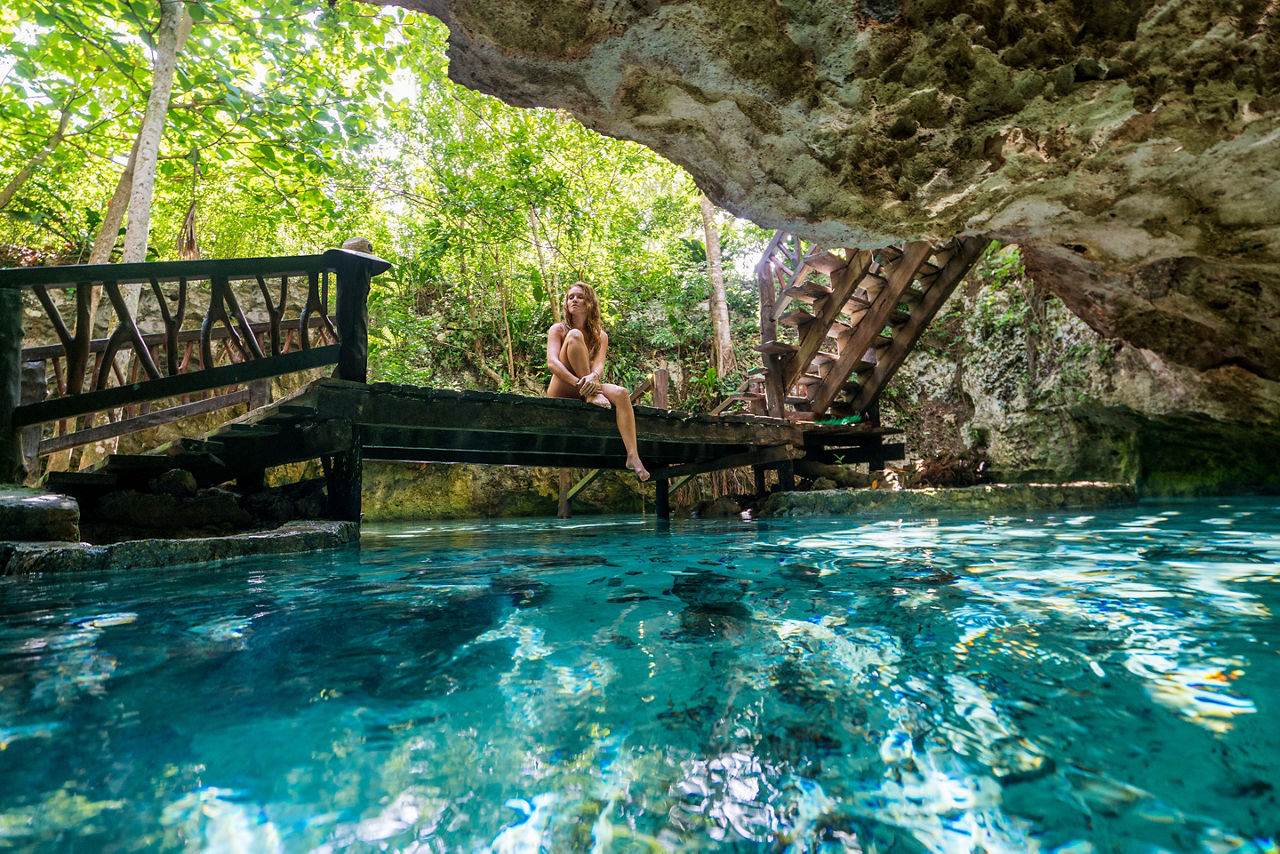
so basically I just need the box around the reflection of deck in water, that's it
[52,379,903,520]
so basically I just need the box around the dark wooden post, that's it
[248,378,271,410]
[655,477,670,520]
[776,459,795,492]
[753,464,768,496]
[325,423,363,522]
[323,245,391,384]
[19,361,46,479]
[0,287,23,483]
[653,368,669,409]
[756,237,787,418]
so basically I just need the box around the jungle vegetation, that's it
[0,1,771,410]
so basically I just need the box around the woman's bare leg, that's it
[603,384,649,481]
[560,329,609,407]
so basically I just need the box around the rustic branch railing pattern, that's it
[0,249,389,480]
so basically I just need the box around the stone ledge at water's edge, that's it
[1,521,359,575]
[760,482,1138,518]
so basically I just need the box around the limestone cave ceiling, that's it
[369,0,1280,405]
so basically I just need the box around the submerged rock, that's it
[761,482,1137,517]
[669,569,749,615]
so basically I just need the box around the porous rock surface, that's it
[376,0,1280,421]
[0,521,358,575]
[0,485,79,542]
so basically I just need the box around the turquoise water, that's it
[1,498,1278,852]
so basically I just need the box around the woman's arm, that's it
[577,330,608,397]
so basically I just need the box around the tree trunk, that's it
[78,2,190,471]
[492,251,517,384]
[527,207,561,323]
[89,134,140,265]
[120,0,190,266]
[700,194,736,376]
[0,103,75,211]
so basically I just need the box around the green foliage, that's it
[973,243,1034,340]
[1,6,767,411]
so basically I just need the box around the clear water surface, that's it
[1,497,1278,852]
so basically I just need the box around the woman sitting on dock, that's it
[546,282,650,481]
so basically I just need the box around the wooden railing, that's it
[0,248,390,482]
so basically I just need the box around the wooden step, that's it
[105,453,212,472]
[216,423,281,439]
[755,340,798,355]
[793,373,823,387]
[800,249,847,275]
[783,279,833,301]
[811,350,838,366]
[785,395,812,407]
[779,308,815,328]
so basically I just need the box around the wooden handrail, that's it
[2,248,390,482]
[0,249,387,290]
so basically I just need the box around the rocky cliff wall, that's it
[886,246,1280,493]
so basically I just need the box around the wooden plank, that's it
[779,308,815,328]
[567,468,603,500]
[808,241,933,415]
[801,249,847,274]
[652,443,800,480]
[13,345,338,427]
[314,382,801,448]
[362,446,629,469]
[37,389,251,455]
[846,237,988,413]
[0,250,389,291]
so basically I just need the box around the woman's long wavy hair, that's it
[564,281,604,359]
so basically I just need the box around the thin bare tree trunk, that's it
[89,134,140,265]
[527,207,561,323]
[700,195,736,376]
[0,103,75,210]
[79,2,190,471]
[120,0,189,266]
[492,251,516,384]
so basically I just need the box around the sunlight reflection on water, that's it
[0,499,1278,851]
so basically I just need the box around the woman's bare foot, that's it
[628,454,650,482]
[586,393,611,409]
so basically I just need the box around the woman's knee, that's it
[564,327,585,344]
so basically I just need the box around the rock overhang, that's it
[365,0,1280,413]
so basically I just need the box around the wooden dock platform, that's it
[48,378,903,520]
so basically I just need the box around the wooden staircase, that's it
[736,231,988,421]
